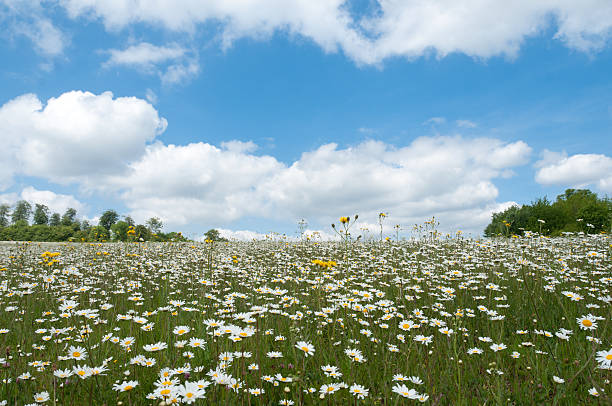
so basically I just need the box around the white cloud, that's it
[104,42,186,69]
[456,119,477,128]
[160,60,200,86]
[20,186,85,215]
[97,136,530,236]
[0,90,167,189]
[58,1,612,64]
[423,117,446,126]
[535,152,612,193]
[103,42,199,85]
[0,0,68,57]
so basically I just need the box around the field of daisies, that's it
[0,233,610,405]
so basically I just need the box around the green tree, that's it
[110,221,130,242]
[33,204,50,225]
[88,225,109,242]
[124,216,135,227]
[61,208,78,226]
[49,213,61,226]
[99,210,119,231]
[146,217,163,234]
[0,204,10,227]
[204,228,227,242]
[134,224,150,241]
[11,200,32,225]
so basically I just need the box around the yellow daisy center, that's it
[606,354,612,360]
[582,319,593,327]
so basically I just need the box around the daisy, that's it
[68,346,87,360]
[467,348,483,355]
[113,380,138,392]
[33,391,50,403]
[552,376,564,384]
[577,314,597,330]
[596,348,612,369]
[176,382,205,404]
[490,343,507,352]
[173,325,191,335]
[392,383,418,399]
[249,388,264,396]
[349,384,369,399]
[295,341,315,357]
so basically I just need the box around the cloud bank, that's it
[0,90,533,234]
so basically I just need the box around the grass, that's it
[0,234,610,405]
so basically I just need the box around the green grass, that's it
[0,235,610,405]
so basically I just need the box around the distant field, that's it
[0,237,610,405]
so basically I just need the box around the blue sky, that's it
[1,1,611,239]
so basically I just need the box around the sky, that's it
[0,0,611,240]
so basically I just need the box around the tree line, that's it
[484,189,612,237]
[0,201,188,242]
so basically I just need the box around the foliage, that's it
[485,189,611,237]
[33,204,50,225]
[0,204,9,228]
[49,213,61,226]
[11,200,32,224]
[204,228,228,242]
[99,209,119,231]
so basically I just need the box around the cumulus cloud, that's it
[20,186,85,215]
[58,0,612,64]
[535,152,612,193]
[0,90,167,189]
[98,136,531,235]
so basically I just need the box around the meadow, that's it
[0,233,610,405]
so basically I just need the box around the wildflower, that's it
[33,391,50,403]
[490,343,506,352]
[68,346,87,360]
[53,368,73,378]
[392,383,418,399]
[349,384,369,399]
[173,325,191,335]
[295,341,315,357]
[177,382,206,404]
[113,380,139,391]
[552,376,564,384]
[319,383,341,396]
[249,388,264,396]
[577,314,597,330]
[589,387,603,397]
[72,365,91,379]
[467,348,483,355]
[267,351,283,358]
[414,335,433,346]
[408,376,423,385]
[596,348,612,369]
[279,400,295,406]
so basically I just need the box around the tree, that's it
[99,210,119,231]
[110,221,129,242]
[49,213,61,226]
[0,204,10,227]
[88,225,109,242]
[146,217,163,234]
[204,228,227,242]
[33,204,50,225]
[11,200,32,225]
[61,208,78,226]
[124,216,135,227]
